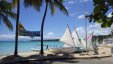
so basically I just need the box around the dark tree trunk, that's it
[14,0,20,56]
[40,2,48,55]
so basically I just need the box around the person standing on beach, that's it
[46,45,49,50]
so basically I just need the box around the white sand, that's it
[0,47,112,60]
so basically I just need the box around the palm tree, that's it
[12,0,26,56]
[0,0,16,30]
[12,0,68,55]
[11,0,20,56]
[12,0,44,56]
[24,0,68,55]
[0,0,25,56]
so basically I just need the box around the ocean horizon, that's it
[0,41,63,56]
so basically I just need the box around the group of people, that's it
[37,44,62,50]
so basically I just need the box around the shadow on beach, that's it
[0,53,79,64]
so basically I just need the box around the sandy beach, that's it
[0,50,54,60]
[52,57,113,64]
[0,51,112,64]
[0,48,112,64]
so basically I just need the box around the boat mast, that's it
[74,27,81,46]
[67,24,76,47]
[84,2,88,53]
[85,17,88,52]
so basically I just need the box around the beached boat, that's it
[59,25,85,53]
[31,48,40,52]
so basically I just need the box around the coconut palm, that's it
[24,0,68,55]
[12,0,26,56]
[11,0,20,56]
[0,0,25,56]
[12,0,68,55]
[0,0,16,30]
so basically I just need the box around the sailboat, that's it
[59,25,85,53]
[60,25,75,47]
[50,25,93,54]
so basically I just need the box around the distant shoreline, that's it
[0,39,60,42]
[31,39,59,42]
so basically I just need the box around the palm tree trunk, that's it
[40,2,48,55]
[14,0,20,56]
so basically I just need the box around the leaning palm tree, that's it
[0,0,16,30]
[24,0,68,55]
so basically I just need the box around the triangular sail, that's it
[80,32,94,50]
[60,26,75,47]
[72,29,80,47]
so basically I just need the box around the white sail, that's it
[60,26,75,47]
[80,37,94,50]
[63,44,71,47]
[72,30,80,47]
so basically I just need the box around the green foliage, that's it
[18,22,25,30]
[0,0,25,31]
[12,0,18,8]
[0,0,16,30]
[24,0,43,11]
[88,0,113,28]
[53,0,68,15]
[23,0,68,15]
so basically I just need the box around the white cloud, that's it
[0,32,59,40]
[107,12,112,18]
[80,0,92,2]
[44,32,59,39]
[69,13,75,16]
[76,26,85,38]
[68,1,75,4]
[47,32,54,36]
[78,14,85,19]
[0,34,31,41]
[76,23,113,38]
[0,34,15,39]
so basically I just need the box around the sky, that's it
[0,0,113,41]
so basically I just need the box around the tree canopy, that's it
[23,0,68,15]
[0,0,16,30]
[88,0,113,28]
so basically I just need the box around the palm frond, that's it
[0,14,2,24]
[0,0,12,11]
[58,0,63,2]
[0,0,15,31]
[24,0,43,11]
[54,0,68,15]
[2,14,13,31]
[49,0,55,15]
[12,0,18,8]
[18,22,25,30]
[4,11,17,20]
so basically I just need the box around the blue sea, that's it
[0,41,64,56]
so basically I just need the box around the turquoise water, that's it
[0,41,63,56]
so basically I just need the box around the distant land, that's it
[31,39,59,42]
[0,39,60,42]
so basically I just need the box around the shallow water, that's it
[0,41,63,56]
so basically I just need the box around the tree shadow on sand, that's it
[0,53,80,64]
